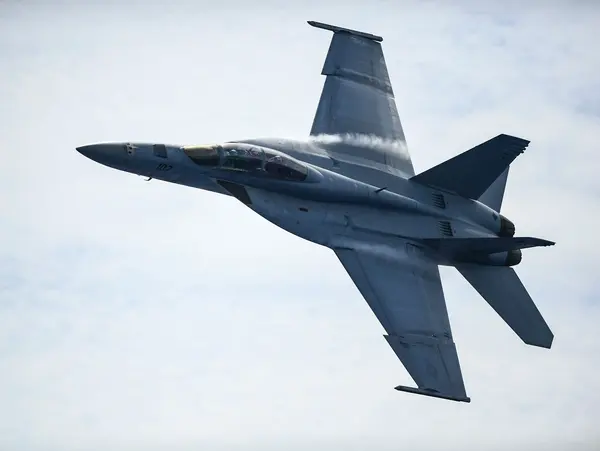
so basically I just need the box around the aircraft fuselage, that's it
[76,139,519,267]
[74,20,555,403]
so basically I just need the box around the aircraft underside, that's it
[76,19,555,403]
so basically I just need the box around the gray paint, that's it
[76,20,555,403]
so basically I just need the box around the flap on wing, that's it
[309,21,414,176]
[334,243,469,401]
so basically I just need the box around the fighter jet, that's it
[77,20,554,403]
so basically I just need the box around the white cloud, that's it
[1,1,599,450]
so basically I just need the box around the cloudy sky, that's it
[2,1,599,450]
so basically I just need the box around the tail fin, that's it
[456,265,553,348]
[478,167,509,212]
[410,134,529,205]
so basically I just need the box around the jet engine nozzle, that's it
[498,215,515,237]
[505,249,522,266]
[474,249,522,266]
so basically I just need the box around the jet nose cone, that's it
[76,143,126,162]
[76,144,95,157]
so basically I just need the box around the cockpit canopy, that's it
[182,143,308,182]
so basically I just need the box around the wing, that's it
[334,240,470,402]
[308,21,415,176]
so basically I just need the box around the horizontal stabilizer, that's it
[457,265,553,348]
[420,236,555,258]
[411,134,529,200]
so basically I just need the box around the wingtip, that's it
[527,238,556,247]
[306,20,383,42]
[394,385,471,403]
[524,334,554,349]
[498,133,531,145]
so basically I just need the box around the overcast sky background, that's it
[2,1,600,450]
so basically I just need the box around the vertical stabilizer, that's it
[478,168,509,212]
[410,134,528,202]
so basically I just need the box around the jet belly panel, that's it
[349,209,438,239]
[244,189,498,251]
[244,187,331,245]
[326,204,493,241]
